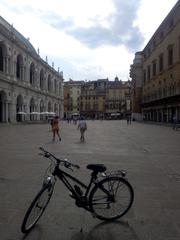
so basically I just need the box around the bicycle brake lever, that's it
[69,167,73,172]
[74,164,80,169]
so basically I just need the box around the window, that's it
[179,36,180,60]
[48,75,51,92]
[0,46,3,71]
[159,54,164,72]
[16,55,23,80]
[167,45,173,66]
[169,18,174,28]
[40,69,44,89]
[147,65,151,81]
[153,39,156,48]
[30,63,35,86]
[152,60,156,76]
[143,70,146,84]
[160,31,164,40]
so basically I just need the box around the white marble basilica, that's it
[0,16,64,123]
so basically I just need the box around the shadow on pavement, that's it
[71,220,139,240]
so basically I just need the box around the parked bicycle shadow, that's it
[70,220,138,240]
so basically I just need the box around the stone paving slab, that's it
[0,120,180,240]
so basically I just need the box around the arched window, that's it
[48,75,51,92]
[0,91,7,122]
[30,62,35,86]
[54,79,58,94]
[40,69,44,89]
[16,54,23,80]
[0,43,7,73]
[169,86,172,96]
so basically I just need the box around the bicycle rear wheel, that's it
[21,184,54,233]
[89,176,134,221]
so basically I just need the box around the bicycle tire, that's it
[21,183,54,233]
[89,176,134,221]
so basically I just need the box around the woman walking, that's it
[52,116,61,141]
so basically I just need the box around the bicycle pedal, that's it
[91,213,96,218]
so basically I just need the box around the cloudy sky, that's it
[0,0,178,81]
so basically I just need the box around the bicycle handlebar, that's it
[39,147,80,170]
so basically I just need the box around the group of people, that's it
[50,116,87,142]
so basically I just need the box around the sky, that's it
[0,0,178,81]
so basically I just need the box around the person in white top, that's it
[77,116,87,142]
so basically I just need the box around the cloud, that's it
[3,0,144,52]
[44,0,144,52]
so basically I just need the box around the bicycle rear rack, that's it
[100,170,127,178]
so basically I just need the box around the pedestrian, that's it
[77,116,87,142]
[52,116,61,141]
[172,115,178,130]
[50,118,53,130]
[127,115,129,124]
[127,115,131,125]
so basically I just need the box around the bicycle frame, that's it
[52,165,96,209]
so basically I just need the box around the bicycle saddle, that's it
[87,164,107,173]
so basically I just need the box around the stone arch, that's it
[54,103,58,114]
[40,69,45,89]
[48,101,52,112]
[29,97,35,120]
[30,62,35,86]
[16,94,24,122]
[29,97,35,113]
[40,99,45,113]
[16,54,23,80]
[40,99,45,120]
[0,42,7,72]
[0,90,7,122]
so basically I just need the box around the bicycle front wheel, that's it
[89,176,134,221]
[21,184,54,233]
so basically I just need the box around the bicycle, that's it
[21,147,134,234]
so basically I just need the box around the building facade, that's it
[80,79,107,119]
[130,1,180,122]
[64,78,132,119]
[105,77,131,118]
[130,52,143,120]
[0,16,64,123]
[63,80,82,118]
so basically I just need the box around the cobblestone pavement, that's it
[0,120,180,240]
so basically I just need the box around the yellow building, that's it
[63,80,82,118]
[80,79,107,119]
[105,77,131,118]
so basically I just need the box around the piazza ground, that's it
[0,120,180,240]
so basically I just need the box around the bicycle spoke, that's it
[90,177,134,220]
